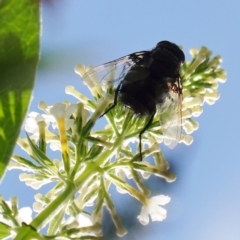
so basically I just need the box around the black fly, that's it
[83,41,185,160]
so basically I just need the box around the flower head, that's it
[137,195,170,225]
[49,102,77,130]
[8,45,226,239]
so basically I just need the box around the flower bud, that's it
[189,48,199,58]
[74,64,86,78]
[215,69,227,83]
[182,89,191,99]
[180,135,193,145]
[204,91,220,101]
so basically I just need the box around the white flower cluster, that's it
[180,46,226,142]
[3,46,226,239]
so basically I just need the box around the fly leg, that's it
[139,113,154,161]
[100,84,121,117]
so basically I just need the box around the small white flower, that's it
[189,48,198,57]
[24,112,53,139]
[65,86,94,112]
[17,207,33,224]
[90,95,113,122]
[75,213,95,227]
[0,201,32,226]
[204,91,220,102]
[180,134,193,145]
[183,53,206,79]
[75,64,86,78]
[183,119,199,134]
[182,96,204,109]
[191,105,203,117]
[63,213,95,229]
[19,173,52,189]
[181,108,192,119]
[137,195,170,225]
[75,64,104,98]
[216,70,227,83]
[49,103,77,130]
[182,89,191,99]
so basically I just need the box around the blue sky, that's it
[1,1,240,239]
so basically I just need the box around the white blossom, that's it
[137,195,170,225]
[63,213,95,228]
[0,201,32,226]
[24,112,54,140]
[49,103,77,130]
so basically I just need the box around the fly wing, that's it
[82,51,150,89]
[158,78,182,148]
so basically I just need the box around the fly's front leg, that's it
[138,114,154,161]
[100,83,121,118]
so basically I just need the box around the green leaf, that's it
[0,0,40,179]
[26,134,59,176]
[0,221,11,239]
[15,223,45,240]
[11,154,43,172]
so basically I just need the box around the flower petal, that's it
[137,206,150,225]
[151,195,171,205]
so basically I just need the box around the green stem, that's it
[30,182,74,230]
[30,164,94,230]
[70,140,84,179]
[94,134,125,165]
[106,113,119,136]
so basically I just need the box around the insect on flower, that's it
[83,41,185,160]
